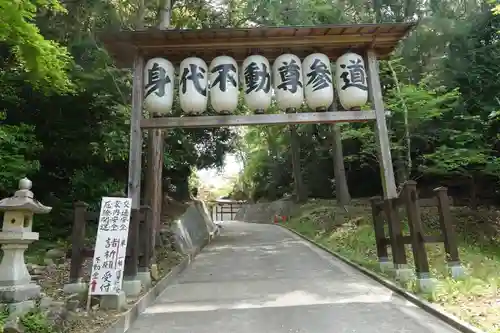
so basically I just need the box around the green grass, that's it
[0,308,8,333]
[286,199,500,333]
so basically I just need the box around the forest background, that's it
[1,0,500,240]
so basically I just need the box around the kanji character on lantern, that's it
[335,52,368,110]
[179,57,209,115]
[241,55,272,114]
[302,53,334,111]
[144,58,174,115]
[209,56,239,115]
[273,54,304,112]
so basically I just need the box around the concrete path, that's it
[127,221,460,333]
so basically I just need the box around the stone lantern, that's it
[0,178,51,309]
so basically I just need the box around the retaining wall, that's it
[234,198,297,224]
[171,199,218,255]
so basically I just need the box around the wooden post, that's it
[145,126,163,257]
[365,50,397,199]
[69,201,88,283]
[144,0,174,257]
[383,198,407,267]
[138,205,152,271]
[402,181,430,277]
[128,54,145,209]
[434,187,460,264]
[370,197,388,262]
[124,208,140,279]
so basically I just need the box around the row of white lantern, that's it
[143,52,369,115]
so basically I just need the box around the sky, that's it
[197,153,244,188]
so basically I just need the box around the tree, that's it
[0,0,72,93]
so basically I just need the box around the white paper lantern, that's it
[273,54,304,112]
[179,57,208,115]
[144,58,174,115]
[335,52,369,110]
[241,55,272,114]
[209,56,238,114]
[302,53,334,111]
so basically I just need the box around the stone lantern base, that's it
[0,232,41,314]
[0,284,41,303]
[0,284,41,315]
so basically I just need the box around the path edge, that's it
[102,236,211,333]
[280,225,486,333]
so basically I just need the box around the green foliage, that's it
[20,310,54,333]
[0,308,8,332]
[0,309,53,333]
[237,1,500,203]
[0,0,499,235]
[0,0,73,93]
[0,0,238,239]
[0,113,41,193]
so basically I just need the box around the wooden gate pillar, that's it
[365,50,398,200]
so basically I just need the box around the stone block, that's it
[448,262,466,279]
[63,282,87,295]
[45,248,65,260]
[378,257,393,273]
[39,296,54,310]
[136,271,152,289]
[65,299,80,311]
[7,300,36,317]
[0,284,40,303]
[390,265,414,282]
[122,279,142,297]
[150,264,160,281]
[100,291,126,311]
[417,273,438,293]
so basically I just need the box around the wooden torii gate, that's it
[98,23,465,289]
[100,23,413,209]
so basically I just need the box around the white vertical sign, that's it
[89,197,132,295]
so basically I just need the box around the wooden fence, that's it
[371,181,460,278]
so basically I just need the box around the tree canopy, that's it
[1,0,500,239]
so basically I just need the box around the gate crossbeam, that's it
[140,110,379,129]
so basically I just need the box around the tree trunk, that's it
[158,0,172,29]
[470,175,478,210]
[290,125,307,203]
[330,124,351,205]
[329,95,351,205]
[388,59,411,181]
[264,127,278,200]
[136,0,146,30]
[394,156,407,188]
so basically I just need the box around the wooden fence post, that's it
[434,186,465,278]
[69,201,88,283]
[370,197,391,270]
[402,181,430,280]
[383,198,407,268]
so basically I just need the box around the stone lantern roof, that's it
[0,178,52,214]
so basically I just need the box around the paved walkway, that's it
[127,221,459,333]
